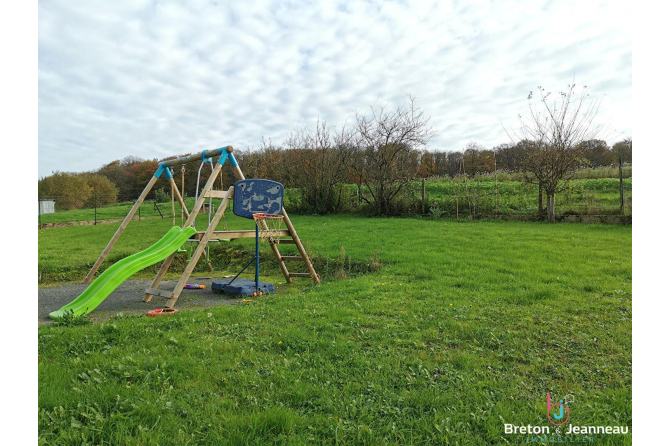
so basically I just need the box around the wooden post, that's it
[83,175,159,284]
[421,178,426,215]
[456,178,460,220]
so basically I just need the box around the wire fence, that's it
[315,176,633,221]
[37,193,201,228]
[407,177,633,219]
[38,176,633,228]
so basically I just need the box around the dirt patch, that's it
[38,218,130,229]
[38,277,252,324]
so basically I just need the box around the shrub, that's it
[83,174,119,208]
[154,188,171,203]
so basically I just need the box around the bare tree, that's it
[506,83,605,222]
[284,119,353,213]
[349,96,435,215]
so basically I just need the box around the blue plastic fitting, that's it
[227,152,238,167]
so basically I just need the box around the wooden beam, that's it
[277,239,297,244]
[144,252,178,302]
[159,146,233,169]
[288,272,312,278]
[203,189,231,199]
[189,230,290,241]
[144,288,174,299]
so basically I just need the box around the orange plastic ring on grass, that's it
[146,308,179,317]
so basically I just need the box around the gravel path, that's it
[38,277,241,324]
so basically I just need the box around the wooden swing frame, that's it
[83,146,319,308]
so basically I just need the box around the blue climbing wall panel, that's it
[232,179,284,219]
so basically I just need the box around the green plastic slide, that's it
[49,226,197,320]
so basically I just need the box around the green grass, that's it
[38,215,632,444]
[416,177,632,217]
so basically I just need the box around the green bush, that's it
[154,188,170,203]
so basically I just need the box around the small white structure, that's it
[39,199,55,214]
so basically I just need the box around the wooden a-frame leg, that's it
[84,176,158,284]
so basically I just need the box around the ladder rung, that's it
[281,255,303,261]
[288,272,312,278]
[203,190,230,199]
[277,239,297,244]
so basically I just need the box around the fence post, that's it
[94,192,97,225]
[494,154,498,217]
[38,198,42,230]
[456,177,461,220]
[422,178,426,215]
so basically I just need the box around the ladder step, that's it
[202,190,230,199]
[281,255,303,261]
[277,239,297,244]
[288,272,312,278]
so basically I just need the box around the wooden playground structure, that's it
[83,146,319,308]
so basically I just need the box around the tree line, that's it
[38,90,632,220]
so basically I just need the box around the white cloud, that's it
[38,0,632,177]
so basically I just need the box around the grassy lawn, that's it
[38,215,632,444]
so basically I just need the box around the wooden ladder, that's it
[272,209,319,284]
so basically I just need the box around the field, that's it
[38,214,632,444]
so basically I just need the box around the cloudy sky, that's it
[37,0,632,178]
